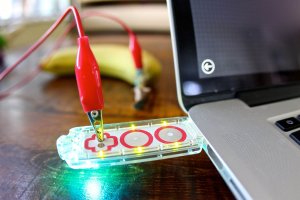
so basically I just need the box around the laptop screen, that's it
[170,0,300,108]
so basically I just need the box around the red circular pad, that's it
[120,129,153,148]
[154,126,187,144]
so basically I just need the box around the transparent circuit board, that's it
[57,117,203,169]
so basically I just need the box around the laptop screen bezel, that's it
[169,0,300,110]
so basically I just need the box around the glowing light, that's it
[85,179,102,200]
[134,147,143,154]
[183,81,202,96]
[98,150,105,158]
[130,124,136,130]
[174,142,180,148]
[137,147,143,153]
[162,121,168,126]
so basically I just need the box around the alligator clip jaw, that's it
[75,36,105,142]
[87,110,104,142]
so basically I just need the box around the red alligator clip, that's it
[75,36,104,113]
[129,34,142,69]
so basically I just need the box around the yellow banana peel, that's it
[40,44,161,85]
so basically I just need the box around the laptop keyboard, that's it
[276,117,300,145]
[275,117,300,131]
[290,131,300,145]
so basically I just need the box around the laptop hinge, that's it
[237,83,300,107]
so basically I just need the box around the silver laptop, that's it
[167,0,300,199]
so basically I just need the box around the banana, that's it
[40,44,161,85]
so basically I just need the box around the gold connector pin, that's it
[87,110,104,142]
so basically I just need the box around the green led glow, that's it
[29,150,147,199]
[85,179,102,199]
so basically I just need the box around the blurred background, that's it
[0,0,169,48]
[0,0,172,116]
[0,0,69,23]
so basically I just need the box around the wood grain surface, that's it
[0,34,234,200]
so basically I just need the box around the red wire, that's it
[0,67,40,99]
[82,11,135,35]
[51,10,137,54]
[0,6,84,82]
[0,8,139,100]
[0,6,84,99]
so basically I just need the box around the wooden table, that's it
[0,34,234,199]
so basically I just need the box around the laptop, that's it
[167,0,300,199]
